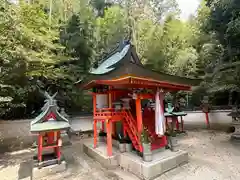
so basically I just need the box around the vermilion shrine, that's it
[78,40,200,164]
[30,92,70,168]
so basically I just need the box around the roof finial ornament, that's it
[43,91,58,106]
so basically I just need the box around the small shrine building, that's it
[30,92,70,167]
[77,40,200,157]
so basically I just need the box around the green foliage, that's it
[2,0,240,119]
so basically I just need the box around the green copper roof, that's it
[90,44,130,75]
[77,41,201,88]
[31,121,70,133]
[172,112,187,116]
[164,112,187,117]
[164,103,187,117]
[30,92,70,133]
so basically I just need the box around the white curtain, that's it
[155,89,165,135]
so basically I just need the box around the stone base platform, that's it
[32,161,67,179]
[83,141,119,169]
[120,150,188,180]
[83,141,188,180]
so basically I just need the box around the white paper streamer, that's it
[155,89,165,135]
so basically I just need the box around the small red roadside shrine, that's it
[77,41,200,156]
[30,92,70,167]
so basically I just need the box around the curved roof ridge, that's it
[90,41,131,75]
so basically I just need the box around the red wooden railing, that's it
[93,107,143,152]
[94,108,123,120]
[122,109,142,152]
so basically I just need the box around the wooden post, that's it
[106,119,112,156]
[175,117,179,131]
[101,121,105,132]
[165,117,169,130]
[180,116,184,132]
[93,93,98,147]
[93,120,98,148]
[205,112,210,128]
[56,131,61,161]
[136,97,142,133]
[136,97,143,151]
[38,134,43,162]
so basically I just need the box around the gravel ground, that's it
[1,130,240,180]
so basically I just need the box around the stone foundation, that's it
[83,141,119,169]
[119,150,188,180]
[83,141,188,179]
[32,161,67,179]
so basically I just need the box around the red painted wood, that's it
[38,134,43,162]
[205,112,210,128]
[142,107,167,150]
[93,120,97,148]
[123,109,142,152]
[106,120,112,156]
[86,77,191,91]
[45,112,56,121]
[135,98,143,134]
[47,132,55,144]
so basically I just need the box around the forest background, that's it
[0,0,239,119]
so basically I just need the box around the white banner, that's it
[155,89,165,135]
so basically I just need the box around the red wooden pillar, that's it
[106,119,112,156]
[205,112,210,128]
[93,93,98,148]
[93,120,98,148]
[38,134,43,162]
[136,97,143,152]
[136,97,143,133]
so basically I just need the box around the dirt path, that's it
[0,130,240,180]
[159,130,240,180]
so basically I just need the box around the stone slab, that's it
[83,141,119,169]
[32,161,67,179]
[119,150,188,180]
